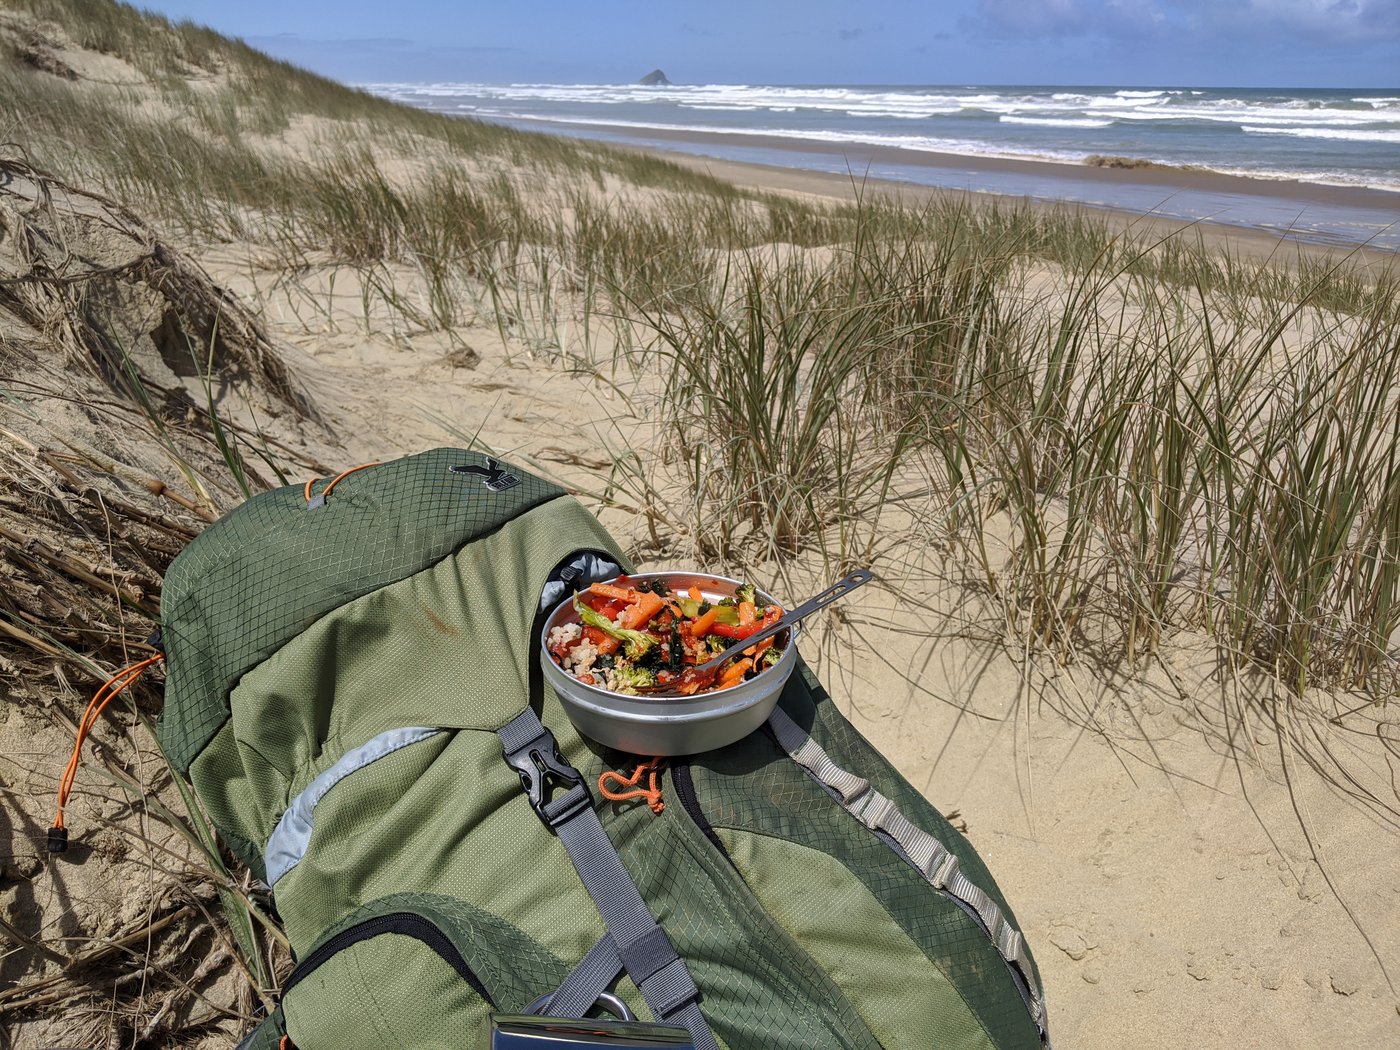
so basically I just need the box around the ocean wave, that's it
[1084,95,1167,110]
[1206,167,1400,192]
[1096,106,1394,127]
[365,82,1400,130]
[465,84,1008,118]
[479,111,1400,192]
[363,83,1400,193]
[1001,116,1115,128]
[860,110,959,118]
[1243,126,1400,144]
[485,110,1088,164]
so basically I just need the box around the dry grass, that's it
[1,153,316,1049]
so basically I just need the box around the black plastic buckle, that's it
[504,731,591,829]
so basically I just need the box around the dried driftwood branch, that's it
[0,156,309,417]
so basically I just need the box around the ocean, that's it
[368,82,1400,249]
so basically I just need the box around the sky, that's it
[135,1,1399,87]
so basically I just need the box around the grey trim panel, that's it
[767,706,1050,1043]
[538,552,623,613]
[265,726,443,887]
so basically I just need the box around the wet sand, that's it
[512,117,1400,261]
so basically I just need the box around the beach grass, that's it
[6,0,1398,691]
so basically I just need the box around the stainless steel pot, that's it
[540,571,796,756]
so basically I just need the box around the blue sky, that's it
[138,1,1398,87]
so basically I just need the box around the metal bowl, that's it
[540,571,796,756]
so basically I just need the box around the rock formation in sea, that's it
[638,68,671,86]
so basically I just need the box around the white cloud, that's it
[972,0,1168,37]
[974,0,1089,37]
[972,0,1400,42]
[1188,0,1400,42]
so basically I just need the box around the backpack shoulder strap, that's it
[498,708,719,1050]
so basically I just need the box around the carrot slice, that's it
[690,605,720,636]
[620,591,666,629]
[583,625,621,656]
[717,658,753,689]
[590,582,637,603]
[738,601,756,626]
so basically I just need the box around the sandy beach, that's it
[615,143,1400,266]
[2,4,1399,1047]
[429,110,1400,253]
[533,117,1400,210]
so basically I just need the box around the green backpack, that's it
[156,447,1049,1050]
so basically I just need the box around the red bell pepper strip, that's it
[710,621,763,641]
[580,592,626,617]
[583,624,620,656]
[746,605,784,657]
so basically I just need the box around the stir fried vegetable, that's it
[546,576,786,696]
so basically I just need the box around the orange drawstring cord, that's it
[598,757,666,814]
[303,462,380,506]
[49,654,163,851]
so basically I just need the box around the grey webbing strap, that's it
[545,934,625,1019]
[498,710,719,1050]
[768,706,1050,1042]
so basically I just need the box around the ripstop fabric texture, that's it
[159,447,1047,1049]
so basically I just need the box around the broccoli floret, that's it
[573,597,657,661]
[736,583,757,606]
[609,664,658,693]
[645,578,670,597]
[626,634,656,660]
[617,627,657,662]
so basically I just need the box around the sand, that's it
[509,119,1400,257]
[2,13,1398,1046]
[628,144,1399,269]
[556,121,1400,213]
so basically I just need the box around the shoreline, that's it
[498,116,1400,258]
[651,149,1400,265]
[579,119,1400,209]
